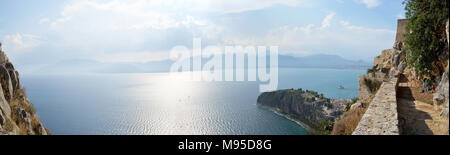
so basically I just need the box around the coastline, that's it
[257,104,315,134]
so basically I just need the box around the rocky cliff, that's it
[257,89,352,134]
[0,42,50,135]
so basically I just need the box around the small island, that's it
[257,89,353,134]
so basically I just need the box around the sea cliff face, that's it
[257,89,351,134]
[0,42,50,135]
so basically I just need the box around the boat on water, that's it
[338,85,345,89]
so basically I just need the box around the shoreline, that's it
[257,104,315,134]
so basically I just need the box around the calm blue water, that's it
[21,68,364,135]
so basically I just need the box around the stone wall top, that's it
[353,77,400,135]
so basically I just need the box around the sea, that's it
[21,68,365,135]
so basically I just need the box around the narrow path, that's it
[397,74,449,135]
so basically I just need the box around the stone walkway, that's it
[397,75,449,135]
[353,78,399,135]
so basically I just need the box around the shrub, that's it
[403,0,448,78]
[364,78,382,93]
[367,66,378,76]
[324,102,333,109]
[344,98,359,112]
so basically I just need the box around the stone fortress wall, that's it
[395,19,409,44]
[353,19,408,135]
[353,19,449,135]
[353,77,399,135]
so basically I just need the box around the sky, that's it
[0,0,406,73]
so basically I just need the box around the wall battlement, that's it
[395,19,408,44]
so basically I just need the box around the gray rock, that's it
[350,102,366,111]
[434,61,449,118]
[5,62,14,70]
[16,107,34,135]
[392,53,401,68]
[17,107,28,119]
[434,63,449,105]
[0,85,11,117]
[389,68,398,78]
[14,70,20,89]
[0,51,8,65]
[398,61,407,74]
[8,70,18,94]
[0,65,13,102]
[0,128,8,135]
[441,100,449,118]
[38,123,48,135]
[447,20,449,45]
[0,109,5,127]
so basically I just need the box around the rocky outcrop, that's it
[257,89,352,134]
[0,65,14,102]
[435,20,449,118]
[0,42,49,135]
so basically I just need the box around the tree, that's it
[403,0,448,78]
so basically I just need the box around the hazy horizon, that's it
[1,0,404,73]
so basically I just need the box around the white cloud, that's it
[47,0,312,30]
[39,18,50,24]
[225,15,395,59]
[354,0,381,8]
[49,0,181,30]
[339,20,395,33]
[191,0,311,14]
[396,13,405,19]
[2,34,42,52]
[321,12,336,29]
[94,51,170,63]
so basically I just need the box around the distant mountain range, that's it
[35,54,371,74]
[278,54,371,69]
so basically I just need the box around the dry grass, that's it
[332,93,376,135]
[8,87,47,135]
[332,106,368,135]
[3,117,15,132]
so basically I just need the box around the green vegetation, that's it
[310,120,334,135]
[363,78,382,93]
[324,102,333,109]
[344,98,359,112]
[403,0,448,78]
[367,66,378,76]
